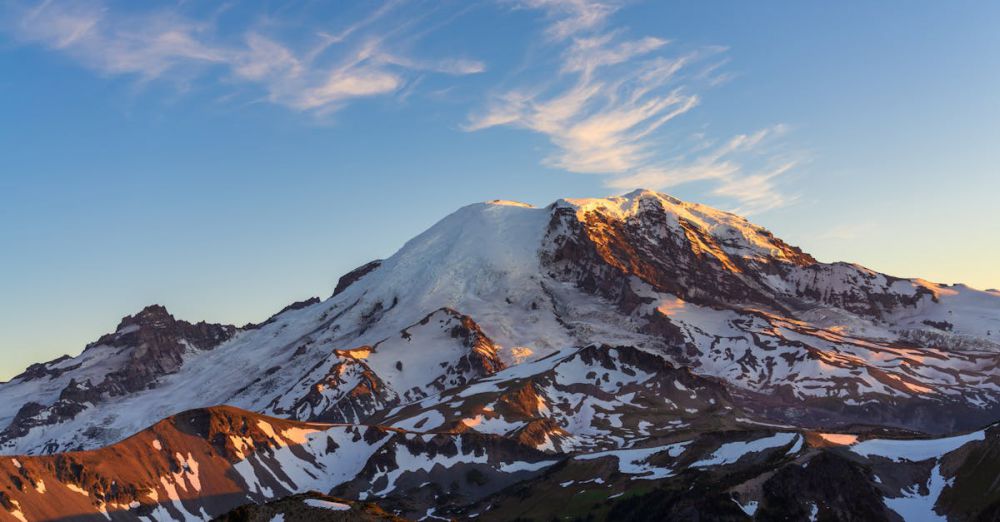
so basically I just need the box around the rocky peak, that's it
[543,198,791,314]
[90,304,236,352]
[0,306,239,449]
[103,306,236,389]
[560,189,817,268]
[543,190,951,322]
[414,308,505,378]
[116,303,174,330]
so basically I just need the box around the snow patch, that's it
[851,430,984,462]
[884,464,949,521]
[576,441,690,480]
[734,498,758,516]
[303,498,350,511]
[691,433,798,468]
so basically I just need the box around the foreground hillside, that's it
[0,405,997,521]
[1,190,998,520]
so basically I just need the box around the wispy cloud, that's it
[512,0,617,40]
[606,125,799,214]
[5,0,799,213]
[466,32,700,174]
[11,1,227,79]
[471,0,797,214]
[3,0,484,115]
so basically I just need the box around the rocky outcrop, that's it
[266,308,504,426]
[543,192,942,322]
[91,305,235,391]
[243,297,321,330]
[0,305,236,453]
[333,260,383,296]
[542,196,798,314]
[426,308,505,384]
[755,452,893,521]
[269,355,397,424]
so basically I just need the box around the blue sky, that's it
[1,0,998,379]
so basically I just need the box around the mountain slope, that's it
[1,189,997,457]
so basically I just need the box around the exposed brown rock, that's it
[333,260,383,296]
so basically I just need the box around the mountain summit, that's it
[1,190,998,520]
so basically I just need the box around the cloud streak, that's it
[606,125,798,214]
[4,0,484,115]
[472,0,797,214]
[5,0,799,213]
[467,33,699,174]
[513,0,617,40]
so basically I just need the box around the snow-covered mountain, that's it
[1,189,998,520]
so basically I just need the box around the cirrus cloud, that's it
[3,0,485,116]
[471,0,798,214]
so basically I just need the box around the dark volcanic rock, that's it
[243,297,322,330]
[89,305,235,392]
[1,305,236,450]
[756,452,892,522]
[334,260,383,296]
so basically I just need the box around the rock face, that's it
[0,305,235,453]
[264,308,505,424]
[0,190,998,520]
[333,260,383,296]
[91,305,236,390]
[542,194,816,314]
[13,305,234,387]
[542,192,933,318]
